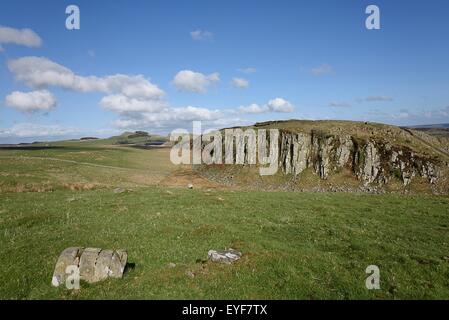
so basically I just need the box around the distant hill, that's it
[407,123,449,129]
[404,124,449,139]
[108,131,168,146]
[0,131,169,149]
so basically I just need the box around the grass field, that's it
[1,139,449,299]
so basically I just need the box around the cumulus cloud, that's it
[5,56,235,132]
[7,56,164,99]
[238,103,267,114]
[5,90,56,113]
[311,64,334,76]
[239,98,294,114]
[190,29,214,41]
[365,95,394,102]
[113,106,223,130]
[267,98,294,113]
[172,70,219,93]
[0,26,42,48]
[232,77,249,89]
[99,94,167,114]
[4,56,258,135]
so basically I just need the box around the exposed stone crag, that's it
[277,130,439,186]
[272,131,438,185]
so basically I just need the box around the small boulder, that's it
[187,183,194,189]
[52,247,128,287]
[208,249,242,264]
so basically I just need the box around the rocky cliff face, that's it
[198,121,448,193]
[277,130,439,186]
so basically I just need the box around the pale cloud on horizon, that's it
[0,123,82,138]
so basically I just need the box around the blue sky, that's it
[1,0,449,143]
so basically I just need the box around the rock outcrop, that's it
[205,127,442,189]
[277,130,439,186]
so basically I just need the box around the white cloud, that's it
[267,98,294,113]
[2,56,248,136]
[5,56,233,132]
[311,64,334,76]
[7,56,164,99]
[238,67,257,74]
[113,106,223,130]
[172,70,219,93]
[365,95,394,102]
[238,103,267,114]
[0,26,42,47]
[99,94,167,114]
[0,123,80,138]
[239,98,294,114]
[190,29,214,41]
[232,77,249,89]
[5,90,56,113]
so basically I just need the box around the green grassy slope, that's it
[0,188,448,299]
[0,132,448,300]
[0,139,176,192]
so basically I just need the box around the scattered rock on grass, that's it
[168,262,176,268]
[113,188,126,194]
[51,247,128,287]
[186,271,195,278]
[188,183,194,189]
[208,249,242,264]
